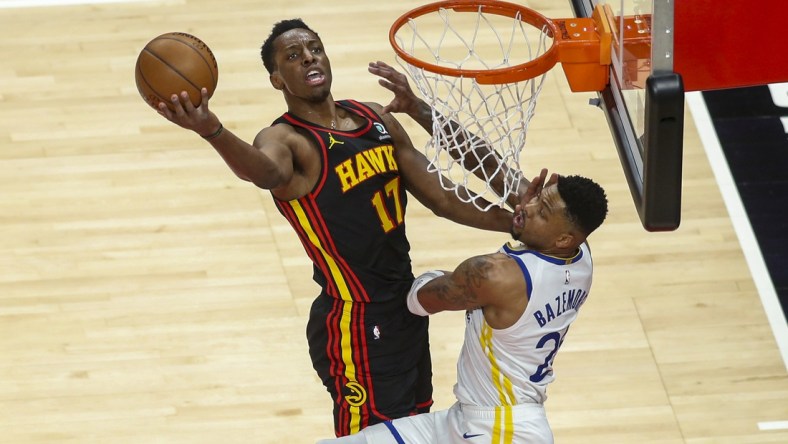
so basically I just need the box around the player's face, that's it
[511,184,572,250]
[270,28,332,102]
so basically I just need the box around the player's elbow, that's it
[233,171,252,182]
[245,168,287,190]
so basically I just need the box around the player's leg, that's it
[414,330,434,414]
[307,294,354,436]
[456,403,554,444]
[317,410,449,444]
[307,295,432,436]
[513,406,554,444]
[362,304,431,421]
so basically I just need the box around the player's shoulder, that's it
[255,121,292,141]
[358,101,406,141]
[357,101,396,122]
[465,252,520,281]
[357,100,383,112]
[253,121,311,151]
[468,252,527,309]
[264,120,300,133]
[358,102,393,119]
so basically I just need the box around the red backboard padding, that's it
[674,0,788,91]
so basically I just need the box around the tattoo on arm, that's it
[431,255,495,310]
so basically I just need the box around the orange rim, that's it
[389,0,560,84]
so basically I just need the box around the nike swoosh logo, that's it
[463,432,484,439]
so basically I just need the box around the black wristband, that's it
[202,124,224,140]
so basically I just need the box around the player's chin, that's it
[509,226,522,241]
[307,88,331,103]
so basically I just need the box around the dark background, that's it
[702,85,788,317]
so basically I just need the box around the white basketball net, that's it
[393,5,552,211]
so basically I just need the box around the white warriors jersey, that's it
[454,241,593,407]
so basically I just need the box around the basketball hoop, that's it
[389,0,612,210]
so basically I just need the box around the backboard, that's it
[570,0,684,231]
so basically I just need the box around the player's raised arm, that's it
[368,102,513,233]
[369,60,526,210]
[157,88,296,191]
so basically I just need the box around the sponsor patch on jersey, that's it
[374,122,392,141]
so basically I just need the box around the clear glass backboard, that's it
[570,0,684,231]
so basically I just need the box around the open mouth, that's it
[513,208,525,230]
[305,69,325,86]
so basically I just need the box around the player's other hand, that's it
[368,60,424,116]
[519,168,558,208]
[157,87,220,138]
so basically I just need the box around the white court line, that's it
[0,0,155,7]
[687,91,788,371]
[758,420,788,431]
[768,83,788,108]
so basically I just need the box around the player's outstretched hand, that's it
[368,60,424,116]
[521,168,558,205]
[157,87,221,139]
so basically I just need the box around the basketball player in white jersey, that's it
[317,168,608,444]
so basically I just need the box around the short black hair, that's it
[260,18,319,74]
[557,175,608,236]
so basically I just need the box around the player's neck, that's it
[535,245,580,259]
[288,97,337,128]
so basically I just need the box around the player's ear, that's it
[555,232,575,250]
[270,73,284,90]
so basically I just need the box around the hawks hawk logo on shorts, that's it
[344,381,368,407]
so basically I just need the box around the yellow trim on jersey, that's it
[290,201,355,302]
[481,322,515,443]
[290,200,362,432]
[342,303,361,434]
[503,240,526,251]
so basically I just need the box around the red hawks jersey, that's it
[271,100,413,304]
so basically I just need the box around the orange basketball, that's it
[135,32,218,111]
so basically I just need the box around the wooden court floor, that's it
[0,1,786,443]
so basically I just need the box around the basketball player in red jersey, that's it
[155,19,515,437]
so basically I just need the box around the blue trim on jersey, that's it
[531,248,584,265]
[507,254,533,300]
[502,242,584,266]
[383,421,406,444]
